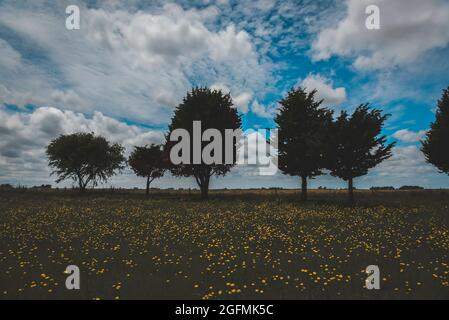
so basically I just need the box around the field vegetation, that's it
[1,189,448,299]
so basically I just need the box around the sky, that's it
[1,0,449,190]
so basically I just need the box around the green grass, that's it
[0,189,448,299]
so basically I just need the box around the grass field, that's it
[0,189,448,300]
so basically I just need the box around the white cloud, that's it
[0,2,270,123]
[233,92,253,113]
[251,100,277,118]
[210,83,231,93]
[210,83,253,113]
[300,74,347,106]
[102,4,227,65]
[0,85,36,107]
[50,90,85,109]
[209,25,255,61]
[392,129,427,143]
[0,106,164,184]
[0,39,21,70]
[374,145,436,179]
[312,0,449,70]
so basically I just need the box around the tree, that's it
[128,144,166,197]
[422,87,449,175]
[166,87,241,199]
[328,104,395,202]
[274,87,333,201]
[46,132,125,191]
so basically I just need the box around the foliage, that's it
[166,87,241,199]
[46,132,125,191]
[422,87,449,175]
[327,104,395,202]
[274,87,333,200]
[399,186,424,190]
[128,144,166,196]
[370,186,395,191]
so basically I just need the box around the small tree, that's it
[166,87,241,199]
[274,87,333,201]
[328,104,395,202]
[46,132,125,191]
[128,144,166,197]
[422,87,449,175]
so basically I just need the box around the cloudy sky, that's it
[1,0,449,189]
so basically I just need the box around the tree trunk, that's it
[300,175,308,201]
[348,177,354,203]
[200,177,209,200]
[196,174,210,200]
[146,176,150,198]
[78,178,86,193]
[200,185,208,199]
[195,168,211,200]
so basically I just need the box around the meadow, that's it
[0,189,448,300]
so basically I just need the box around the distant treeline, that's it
[0,184,427,191]
[370,186,425,191]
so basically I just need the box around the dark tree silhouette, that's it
[128,144,166,197]
[328,104,395,202]
[46,132,125,192]
[422,87,449,175]
[274,87,333,201]
[166,87,241,199]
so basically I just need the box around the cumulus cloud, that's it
[300,74,347,106]
[373,146,436,178]
[210,83,253,113]
[392,129,427,143]
[312,0,449,70]
[0,2,270,123]
[0,106,164,184]
[251,100,277,118]
[233,92,253,113]
[0,39,21,70]
[50,90,85,109]
[95,5,251,65]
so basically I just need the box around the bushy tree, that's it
[128,144,166,197]
[422,87,449,175]
[166,87,241,199]
[46,132,125,191]
[328,104,395,202]
[274,87,333,201]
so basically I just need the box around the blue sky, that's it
[1,0,449,189]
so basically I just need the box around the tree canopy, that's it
[46,132,125,191]
[327,104,395,202]
[166,87,241,199]
[128,144,166,197]
[422,87,449,175]
[274,86,333,201]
